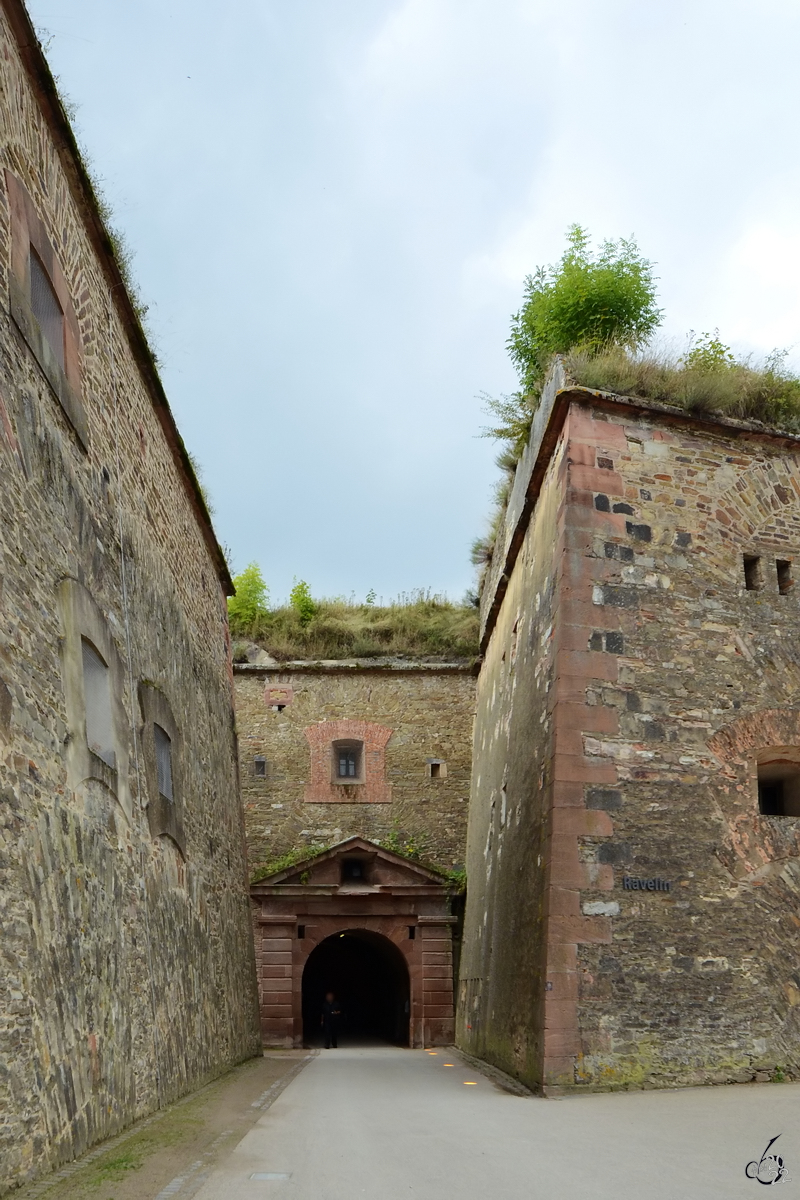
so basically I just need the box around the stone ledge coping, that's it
[234,659,479,675]
[250,884,455,897]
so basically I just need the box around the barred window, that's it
[30,248,65,370]
[154,723,174,802]
[81,638,115,768]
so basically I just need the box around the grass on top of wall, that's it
[564,345,800,430]
[232,591,480,662]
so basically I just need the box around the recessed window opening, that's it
[332,739,363,783]
[254,755,267,777]
[743,555,763,591]
[341,859,366,882]
[427,759,447,779]
[430,762,441,778]
[777,560,793,595]
[757,756,800,817]
[408,925,416,940]
[29,248,65,370]
[154,723,173,802]
[81,638,115,768]
[297,925,306,939]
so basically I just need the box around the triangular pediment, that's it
[250,835,451,891]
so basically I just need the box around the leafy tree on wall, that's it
[228,562,269,634]
[484,225,662,453]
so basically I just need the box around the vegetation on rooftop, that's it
[474,226,800,589]
[228,564,479,661]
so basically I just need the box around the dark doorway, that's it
[302,930,410,1047]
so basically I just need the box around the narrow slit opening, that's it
[743,555,762,591]
[777,559,793,595]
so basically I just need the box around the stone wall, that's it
[459,373,800,1093]
[0,6,260,1192]
[234,663,475,873]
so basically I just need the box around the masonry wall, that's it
[234,664,475,873]
[456,430,566,1084]
[462,374,800,1093]
[0,10,260,1192]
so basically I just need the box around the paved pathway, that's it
[192,1046,800,1200]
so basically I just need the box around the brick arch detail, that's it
[709,708,800,767]
[304,719,393,803]
[713,462,800,544]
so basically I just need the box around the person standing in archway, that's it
[321,991,341,1048]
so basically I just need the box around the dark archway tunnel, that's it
[302,929,410,1046]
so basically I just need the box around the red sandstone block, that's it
[556,650,619,682]
[263,1005,293,1019]
[543,1029,582,1056]
[554,703,619,736]
[564,508,629,535]
[421,965,452,979]
[548,915,612,945]
[262,938,293,953]
[426,1022,455,1046]
[545,943,578,972]
[262,981,293,998]
[422,1005,454,1018]
[542,1055,577,1082]
[566,413,628,446]
[546,834,582,869]
[262,964,292,979]
[550,808,613,837]
[544,887,581,918]
[420,925,450,937]
[544,1000,578,1032]
[550,779,584,808]
[262,952,293,966]
[568,465,625,495]
[551,754,618,786]
[566,443,598,467]
[587,863,615,891]
[548,860,593,890]
[560,596,633,630]
[422,953,452,965]
[542,972,578,1001]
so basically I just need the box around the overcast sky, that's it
[28,0,800,604]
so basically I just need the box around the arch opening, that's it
[301,930,410,1047]
[757,747,800,816]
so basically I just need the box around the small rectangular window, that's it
[777,560,793,595]
[154,723,173,802]
[743,555,762,591]
[81,639,115,768]
[254,755,267,777]
[430,762,441,778]
[427,760,446,779]
[297,925,306,939]
[408,925,416,940]
[29,248,65,370]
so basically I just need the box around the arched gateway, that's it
[302,930,410,1045]
[251,837,457,1048]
